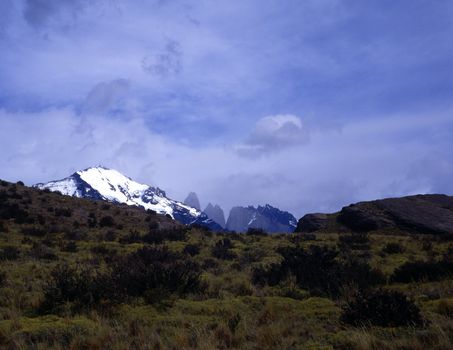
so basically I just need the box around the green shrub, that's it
[246,228,267,236]
[391,259,453,283]
[41,264,106,313]
[183,244,201,256]
[0,246,20,260]
[381,242,405,254]
[108,246,203,302]
[212,238,237,260]
[252,245,385,297]
[341,289,423,327]
[99,215,115,227]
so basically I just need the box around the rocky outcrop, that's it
[226,204,297,233]
[204,203,226,228]
[338,194,453,234]
[184,192,201,211]
[296,213,330,233]
[296,194,453,235]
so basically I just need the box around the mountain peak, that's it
[203,202,226,228]
[226,204,297,233]
[184,192,201,211]
[35,167,223,231]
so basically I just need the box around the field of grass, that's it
[0,180,453,349]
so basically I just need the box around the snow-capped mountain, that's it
[226,204,297,233]
[35,166,223,231]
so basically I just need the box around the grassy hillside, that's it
[0,180,453,349]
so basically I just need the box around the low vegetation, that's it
[0,180,452,349]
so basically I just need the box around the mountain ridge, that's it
[226,204,297,233]
[35,166,223,231]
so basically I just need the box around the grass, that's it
[0,180,453,348]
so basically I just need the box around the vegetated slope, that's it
[0,179,453,349]
[296,194,453,235]
[1,178,180,237]
[35,166,223,231]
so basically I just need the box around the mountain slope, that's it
[35,167,223,231]
[296,194,453,235]
[204,203,226,228]
[226,204,297,233]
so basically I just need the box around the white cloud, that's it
[1,108,452,219]
[235,114,309,157]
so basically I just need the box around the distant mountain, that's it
[184,192,201,211]
[225,204,297,233]
[296,194,453,235]
[204,203,226,228]
[35,166,223,231]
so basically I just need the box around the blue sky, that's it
[1,0,453,217]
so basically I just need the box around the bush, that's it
[341,289,423,327]
[381,242,404,255]
[99,215,115,228]
[252,245,385,297]
[108,246,203,302]
[183,244,201,256]
[54,208,72,218]
[0,220,7,233]
[90,245,116,256]
[339,234,370,250]
[41,264,106,313]
[391,259,453,283]
[104,230,117,242]
[246,228,267,236]
[211,238,237,260]
[62,241,78,253]
[119,230,142,244]
[21,225,47,237]
[0,246,20,260]
[30,243,58,260]
[143,227,187,244]
[0,202,29,223]
[64,230,88,241]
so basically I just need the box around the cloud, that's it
[2,106,452,220]
[235,114,309,157]
[83,79,130,114]
[142,39,183,77]
[22,0,90,29]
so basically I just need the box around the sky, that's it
[1,0,453,218]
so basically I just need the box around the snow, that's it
[77,167,148,205]
[36,166,202,221]
[248,212,257,226]
[36,178,79,196]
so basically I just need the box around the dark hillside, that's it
[296,194,453,235]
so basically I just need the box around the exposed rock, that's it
[295,213,329,233]
[204,203,226,228]
[300,194,453,235]
[226,204,297,233]
[184,192,201,211]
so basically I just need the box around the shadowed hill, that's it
[296,194,453,235]
[0,179,180,238]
